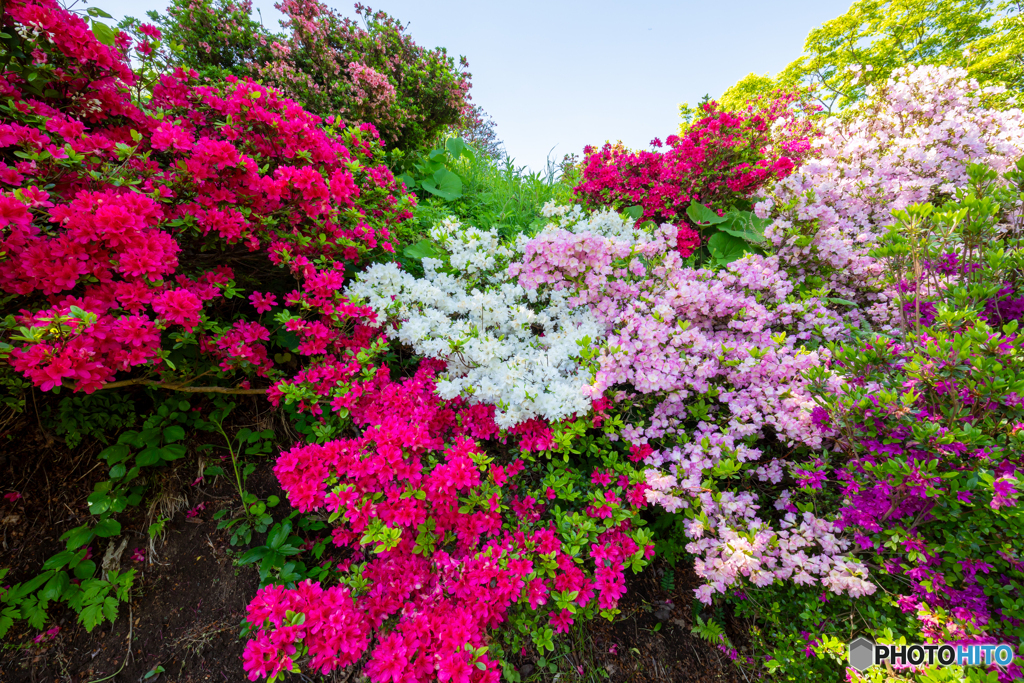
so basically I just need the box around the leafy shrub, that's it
[52,392,138,449]
[150,0,472,153]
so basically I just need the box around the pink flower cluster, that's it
[757,66,1024,310]
[1,0,414,395]
[247,361,651,681]
[574,96,817,256]
[509,211,873,601]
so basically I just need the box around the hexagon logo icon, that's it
[848,637,876,672]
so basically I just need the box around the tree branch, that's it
[98,378,268,395]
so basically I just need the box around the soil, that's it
[0,398,746,683]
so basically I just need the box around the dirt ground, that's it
[0,405,744,683]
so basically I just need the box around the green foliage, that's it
[710,0,1024,114]
[202,400,279,547]
[236,512,332,587]
[404,137,575,250]
[691,614,728,646]
[51,391,138,449]
[685,201,769,267]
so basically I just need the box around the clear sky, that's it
[95,0,855,172]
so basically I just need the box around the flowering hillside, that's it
[1,2,1023,683]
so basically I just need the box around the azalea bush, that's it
[757,66,1024,308]
[708,73,1024,681]
[573,94,818,257]
[6,0,1024,680]
[0,0,413,398]
[150,0,472,153]
[245,359,654,682]
[812,163,1024,680]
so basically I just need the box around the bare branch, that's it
[98,378,267,395]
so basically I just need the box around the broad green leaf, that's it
[717,226,766,243]
[445,136,470,159]
[100,443,131,464]
[63,526,95,550]
[267,521,292,549]
[707,232,749,265]
[163,425,185,443]
[421,169,462,201]
[403,239,443,260]
[686,201,726,226]
[238,546,269,565]
[160,444,187,461]
[624,205,644,220]
[136,448,162,467]
[43,552,76,571]
[74,560,96,580]
[93,518,121,538]
[90,20,117,46]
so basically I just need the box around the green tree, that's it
[682,0,1023,120]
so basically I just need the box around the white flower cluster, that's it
[532,202,654,246]
[346,216,608,428]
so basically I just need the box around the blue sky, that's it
[96,0,854,171]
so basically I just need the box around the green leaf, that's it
[827,297,859,307]
[707,232,749,265]
[445,137,467,158]
[63,526,95,550]
[686,202,726,226]
[204,465,226,477]
[41,572,70,602]
[90,20,117,46]
[163,425,185,443]
[94,518,121,538]
[717,222,766,244]
[22,597,47,629]
[403,239,443,261]
[421,169,463,201]
[79,603,104,632]
[100,444,131,464]
[136,448,162,467]
[43,552,76,571]
[160,444,187,461]
[624,205,644,220]
[267,521,292,549]
[74,560,97,580]
[238,547,270,565]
